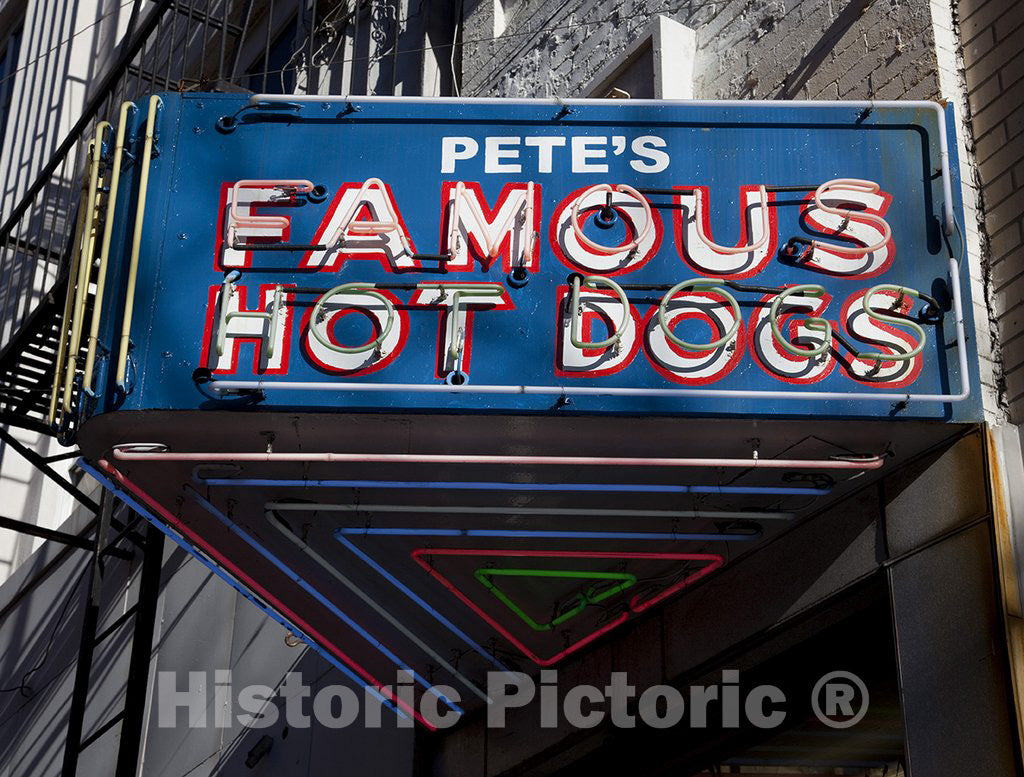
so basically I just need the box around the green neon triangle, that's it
[473,568,637,632]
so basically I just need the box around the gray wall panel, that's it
[890,521,1018,776]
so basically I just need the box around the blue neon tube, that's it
[334,535,511,673]
[76,460,401,714]
[185,487,462,713]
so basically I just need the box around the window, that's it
[0,22,23,150]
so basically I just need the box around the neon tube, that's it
[333,535,513,673]
[409,547,723,666]
[84,102,136,392]
[198,478,830,495]
[474,569,637,631]
[264,508,491,703]
[446,182,535,262]
[693,185,770,254]
[327,177,413,255]
[184,486,460,718]
[216,276,285,359]
[229,179,314,231]
[416,282,505,365]
[267,502,796,521]
[658,279,741,351]
[209,261,971,405]
[91,460,417,722]
[245,96,957,237]
[48,181,91,425]
[811,179,892,255]
[860,285,928,362]
[116,95,162,392]
[309,282,395,355]
[770,285,833,358]
[63,122,110,413]
[335,527,762,541]
[76,460,400,714]
[569,275,631,349]
[570,184,653,254]
[111,445,886,471]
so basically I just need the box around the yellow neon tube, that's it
[115,95,162,392]
[83,102,136,393]
[47,181,90,425]
[62,121,111,413]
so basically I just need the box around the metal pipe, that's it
[116,95,162,392]
[84,102,137,393]
[0,513,94,551]
[0,427,99,513]
[207,256,969,406]
[245,96,956,237]
[0,0,173,244]
[112,445,884,470]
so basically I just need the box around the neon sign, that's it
[80,95,978,424]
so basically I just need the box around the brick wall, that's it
[461,0,1007,418]
[462,0,940,100]
[956,0,1024,419]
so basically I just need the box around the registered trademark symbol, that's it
[811,671,869,729]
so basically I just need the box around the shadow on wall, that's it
[185,648,417,777]
[0,549,134,776]
[775,0,873,98]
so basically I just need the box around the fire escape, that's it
[0,1,451,773]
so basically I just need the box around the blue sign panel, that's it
[88,94,980,421]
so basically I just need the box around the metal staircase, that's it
[0,0,439,441]
[0,275,71,435]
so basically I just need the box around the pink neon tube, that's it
[98,459,435,729]
[111,445,886,471]
[411,548,723,667]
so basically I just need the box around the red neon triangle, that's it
[411,548,723,667]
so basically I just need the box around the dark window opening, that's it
[246,16,300,94]
[0,22,24,150]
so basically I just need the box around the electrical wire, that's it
[0,561,90,698]
[237,7,664,87]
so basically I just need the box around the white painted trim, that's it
[581,15,696,99]
[652,16,696,99]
